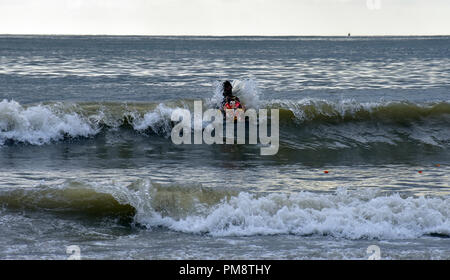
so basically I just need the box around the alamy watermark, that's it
[367,245,381,260]
[366,0,382,10]
[170,101,279,155]
[66,245,81,260]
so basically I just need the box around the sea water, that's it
[0,35,449,259]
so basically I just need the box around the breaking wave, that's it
[0,179,449,239]
[0,97,449,148]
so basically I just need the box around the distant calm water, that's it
[0,35,449,259]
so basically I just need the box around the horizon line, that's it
[1,33,450,37]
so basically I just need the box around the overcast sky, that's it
[0,0,449,35]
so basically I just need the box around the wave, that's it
[1,99,449,148]
[0,100,98,145]
[1,179,449,239]
[272,99,450,123]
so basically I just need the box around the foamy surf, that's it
[1,179,448,240]
[1,98,449,153]
[133,183,450,239]
[0,100,98,145]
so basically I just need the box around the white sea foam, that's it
[0,100,98,145]
[1,178,449,240]
[132,103,175,136]
[97,180,450,240]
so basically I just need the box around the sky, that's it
[0,0,449,36]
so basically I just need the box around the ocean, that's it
[0,35,449,259]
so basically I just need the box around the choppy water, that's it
[0,35,449,259]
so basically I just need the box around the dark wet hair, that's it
[223,80,233,97]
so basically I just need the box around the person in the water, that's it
[221,80,245,111]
